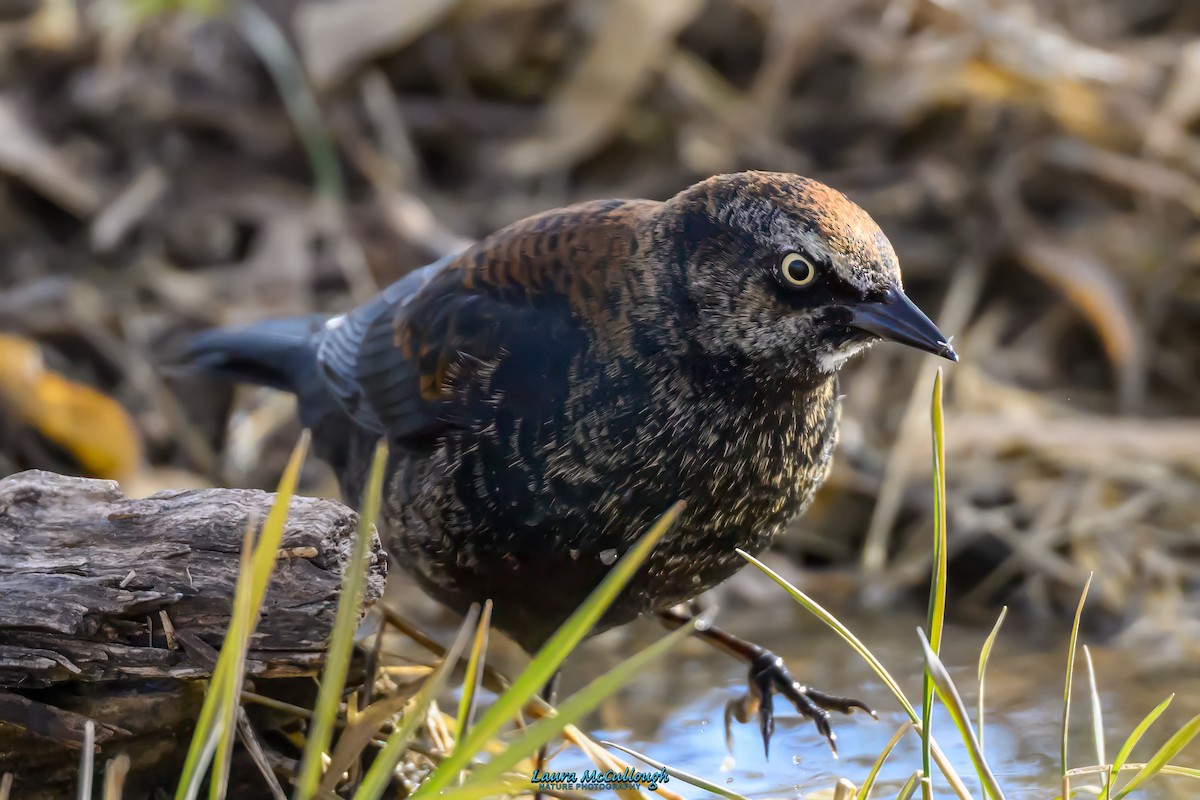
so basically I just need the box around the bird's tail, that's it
[182,315,377,489]
[184,315,326,392]
[183,315,339,432]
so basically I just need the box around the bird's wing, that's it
[314,199,654,442]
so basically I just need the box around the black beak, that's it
[849,287,958,362]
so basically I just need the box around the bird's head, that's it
[658,171,956,380]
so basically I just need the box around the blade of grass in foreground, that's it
[411,501,685,800]
[894,771,922,800]
[923,369,948,800]
[601,741,751,800]
[736,550,972,800]
[294,441,388,799]
[77,719,95,800]
[1083,646,1105,768]
[454,598,494,778]
[976,607,1007,752]
[1111,714,1200,799]
[1061,572,1093,796]
[454,614,705,794]
[856,723,912,800]
[317,685,414,796]
[917,629,1006,800]
[1099,694,1174,800]
[175,433,309,800]
[208,525,256,800]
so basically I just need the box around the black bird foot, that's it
[724,649,875,758]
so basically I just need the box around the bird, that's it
[184,171,957,754]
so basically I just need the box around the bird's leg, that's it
[532,671,561,800]
[657,606,875,757]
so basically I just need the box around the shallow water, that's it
[551,603,1200,799]
[386,577,1200,799]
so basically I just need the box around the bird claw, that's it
[725,649,875,759]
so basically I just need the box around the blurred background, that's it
[1,0,1200,791]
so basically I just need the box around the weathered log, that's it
[0,469,388,797]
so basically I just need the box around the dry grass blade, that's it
[894,771,922,800]
[318,685,416,794]
[77,719,95,800]
[103,755,130,800]
[454,598,493,765]
[355,606,480,800]
[834,777,858,800]
[1083,646,1105,768]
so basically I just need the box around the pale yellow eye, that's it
[780,252,816,287]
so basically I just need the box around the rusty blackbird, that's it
[186,171,957,753]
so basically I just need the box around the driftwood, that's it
[0,470,388,798]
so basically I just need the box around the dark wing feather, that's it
[311,198,650,442]
[315,256,448,436]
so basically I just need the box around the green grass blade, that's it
[208,523,258,800]
[1062,574,1094,780]
[976,607,1007,753]
[1111,715,1200,799]
[411,502,685,799]
[1082,646,1105,768]
[1100,694,1174,800]
[457,616,702,792]
[917,629,1006,800]
[737,550,973,800]
[1156,764,1200,780]
[176,433,309,800]
[354,607,480,800]
[294,441,388,799]
[234,4,343,202]
[601,741,752,800]
[738,549,915,719]
[856,723,912,800]
[923,369,948,800]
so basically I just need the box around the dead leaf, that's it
[502,0,702,175]
[0,96,100,217]
[0,333,142,481]
[295,0,459,90]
